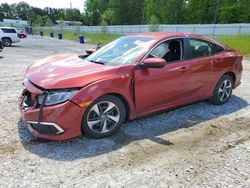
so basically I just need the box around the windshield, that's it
[85,36,156,66]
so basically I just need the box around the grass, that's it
[35,29,250,58]
[216,35,250,58]
[34,29,120,45]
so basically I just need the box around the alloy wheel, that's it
[3,38,11,47]
[86,101,120,134]
[218,79,232,102]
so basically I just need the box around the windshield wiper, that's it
[89,60,105,65]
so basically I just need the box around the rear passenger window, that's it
[211,43,224,54]
[188,39,212,58]
[187,39,224,59]
[1,28,16,33]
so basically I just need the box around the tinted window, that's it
[148,40,182,63]
[211,43,224,54]
[187,39,224,59]
[1,28,16,33]
[188,39,212,58]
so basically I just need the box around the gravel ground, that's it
[0,36,249,188]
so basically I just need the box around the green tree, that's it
[184,0,222,24]
[144,0,167,24]
[84,0,109,25]
[34,15,44,26]
[1,0,250,26]
[101,8,116,25]
[15,2,31,20]
[1,3,13,19]
[220,0,248,23]
[45,17,54,26]
[65,8,82,21]
[149,14,160,32]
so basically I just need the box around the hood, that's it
[26,53,120,89]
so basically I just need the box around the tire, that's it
[82,95,126,138]
[209,74,234,105]
[2,38,12,47]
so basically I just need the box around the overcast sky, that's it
[0,0,85,11]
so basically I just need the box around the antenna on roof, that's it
[70,1,72,9]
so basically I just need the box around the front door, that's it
[134,39,191,113]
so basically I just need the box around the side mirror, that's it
[140,58,166,68]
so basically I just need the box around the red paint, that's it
[18,32,27,38]
[19,33,243,140]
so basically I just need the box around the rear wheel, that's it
[209,75,233,105]
[2,38,12,47]
[82,95,126,138]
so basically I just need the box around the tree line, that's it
[0,2,83,26]
[85,0,250,25]
[0,0,250,26]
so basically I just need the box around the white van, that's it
[0,27,20,46]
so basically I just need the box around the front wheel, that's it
[82,95,126,138]
[209,75,233,105]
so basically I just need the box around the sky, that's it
[0,0,86,11]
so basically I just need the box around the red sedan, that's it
[19,32,243,140]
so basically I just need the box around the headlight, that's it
[38,89,78,106]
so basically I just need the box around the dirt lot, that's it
[0,36,249,188]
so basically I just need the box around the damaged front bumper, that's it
[19,80,84,141]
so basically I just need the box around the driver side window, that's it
[148,40,182,63]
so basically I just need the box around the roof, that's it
[129,32,202,40]
[129,32,228,49]
[0,27,16,29]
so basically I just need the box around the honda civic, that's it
[19,32,243,140]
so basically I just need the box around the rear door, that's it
[184,38,222,99]
[9,28,19,42]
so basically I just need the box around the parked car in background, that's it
[0,38,3,52]
[0,27,20,46]
[16,28,27,38]
[19,32,243,141]
[17,31,27,38]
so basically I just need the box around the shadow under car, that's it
[18,95,248,161]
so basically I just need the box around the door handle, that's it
[179,66,190,72]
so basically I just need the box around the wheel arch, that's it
[223,71,236,85]
[71,76,136,121]
[2,37,12,42]
[209,72,234,105]
[103,93,131,121]
[80,93,130,138]
[209,70,236,98]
